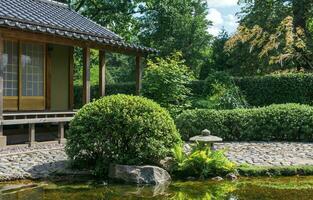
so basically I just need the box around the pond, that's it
[1,176,313,200]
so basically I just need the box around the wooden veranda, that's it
[0,0,156,147]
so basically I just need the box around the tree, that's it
[200,30,233,79]
[71,0,213,78]
[139,0,213,76]
[71,0,140,42]
[226,0,313,71]
[142,52,194,107]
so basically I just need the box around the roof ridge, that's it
[36,0,69,8]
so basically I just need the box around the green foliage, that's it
[74,48,135,86]
[195,71,248,110]
[227,0,313,71]
[188,80,205,97]
[139,0,213,75]
[142,53,194,116]
[73,0,213,76]
[203,71,232,95]
[176,103,313,141]
[239,165,313,177]
[193,83,248,110]
[189,73,313,107]
[71,0,140,41]
[73,83,136,108]
[66,94,181,177]
[199,30,232,79]
[234,73,313,106]
[172,145,236,178]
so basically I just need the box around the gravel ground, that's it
[0,144,67,181]
[215,142,313,166]
[1,142,313,181]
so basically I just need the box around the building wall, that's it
[50,44,69,111]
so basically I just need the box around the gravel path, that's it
[0,144,68,181]
[1,142,313,181]
[215,142,313,166]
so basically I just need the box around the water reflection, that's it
[2,176,313,200]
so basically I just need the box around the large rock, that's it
[108,164,171,185]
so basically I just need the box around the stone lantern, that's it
[189,129,223,150]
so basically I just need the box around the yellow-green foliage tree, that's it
[225,0,313,72]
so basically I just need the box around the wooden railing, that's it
[0,111,76,147]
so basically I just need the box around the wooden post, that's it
[28,124,36,147]
[83,47,90,104]
[135,55,142,96]
[58,122,66,144]
[99,50,106,97]
[68,47,74,109]
[0,35,6,147]
[46,45,52,110]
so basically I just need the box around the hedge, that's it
[234,73,313,106]
[191,74,313,106]
[74,82,136,108]
[74,73,313,108]
[176,104,313,141]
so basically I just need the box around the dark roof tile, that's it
[0,0,157,54]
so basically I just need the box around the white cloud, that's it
[208,26,221,36]
[207,0,238,8]
[224,14,238,28]
[207,9,239,36]
[207,8,223,36]
[207,8,223,25]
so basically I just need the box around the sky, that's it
[206,0,241,36]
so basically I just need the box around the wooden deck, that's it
[0,111,76,147]
[3,111,76,125]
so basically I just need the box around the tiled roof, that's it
[0,0,156,54]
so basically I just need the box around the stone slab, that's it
[189,135,223,143]
[0,136,6,148]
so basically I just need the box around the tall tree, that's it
[226,0,313,71]
[71,0,140,41]
[138,0,212,75]
[71,0,213,77]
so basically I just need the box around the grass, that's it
[238,164,313,177]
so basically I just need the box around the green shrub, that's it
[234,73,313,106]
[188,80,205,97]
[192,83,248,109]
[190,73,313,106]
[172,145,236,178]
[142,52,194,108]
[66,94,182,177]
[203,71,232,96]
[176,104,313,141]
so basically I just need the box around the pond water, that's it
[2,176,313,200]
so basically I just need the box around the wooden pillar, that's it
[58,122,66,144]
[68,47,74,109]
[0,35,6,147]
[83,47,90,104]
[28,124,36,147]
[99,50,106,97]
[135,55,142,96]
[46,45,52,110]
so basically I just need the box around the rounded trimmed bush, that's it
[66,94,181,175]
